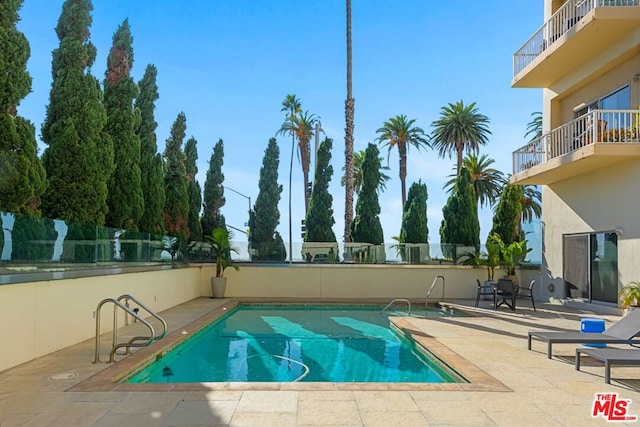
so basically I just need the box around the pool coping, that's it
[68,300,511,392]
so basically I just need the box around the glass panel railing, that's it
[0,212,175,269]
[1,211,542,276]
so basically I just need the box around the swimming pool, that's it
[128,305,465,383]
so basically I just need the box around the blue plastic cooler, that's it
[581,318,606,348]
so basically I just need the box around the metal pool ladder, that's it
[425,275,445,308]
[381,299,412,316]
[93,294,168,363]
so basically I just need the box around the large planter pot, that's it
[483,280,495,300]
[505,274,519,286]
[211,277,227,298]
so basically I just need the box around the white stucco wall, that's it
[0,268,201,373]
[541,159,640,300]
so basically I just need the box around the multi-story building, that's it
[511,0,640,308]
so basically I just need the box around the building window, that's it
[574,85,631,118]
[601,85,631,110]
[563,232,618,304]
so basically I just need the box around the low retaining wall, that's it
[199,263,540,301]
[0,268,200,372]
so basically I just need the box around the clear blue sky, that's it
[16,0,542,248]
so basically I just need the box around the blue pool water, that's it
[128,305,463,383]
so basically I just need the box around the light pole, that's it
[314,120,322,170]
[222,185,251,227]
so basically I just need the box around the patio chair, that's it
[528,309,640,359]
[494,279,517,312]
[575,347,640,384]
[475,279,494,308]
[518,279,536,311]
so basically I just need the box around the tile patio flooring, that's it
[2,297,640,426]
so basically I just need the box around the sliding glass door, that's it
[563,232,618,304]
[590,232,618,303]
[563,235,589,299]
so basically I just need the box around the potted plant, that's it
[461,234,502,282]
[619,281,640,309]
[205,227,239,298]
[162,236,182,268]
[482,234,502,282]
[500,239,532,285]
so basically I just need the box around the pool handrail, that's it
[381,298,412,317]
[117,294,168,346]
[93,297,156,363]
[426,275,445,308]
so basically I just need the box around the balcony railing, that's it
[513,109,640,172]
[513,0,640,76]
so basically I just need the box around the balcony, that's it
[511,109,640,185]
[512,0,640,88]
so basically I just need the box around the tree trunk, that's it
[301,137,311,214]
[344,0,354,243]
[399,147,407,208]
[288,134,294,262]
[303,169,310,214]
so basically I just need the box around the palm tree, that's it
[341,149,391,195]
[279,94,301,262]
[525,112,543,143]
[430,100,491,175]
[279,110,319,213]
[281,94,301,122]
[443,153,506,208]
[375,115,429,207]
[521,184,541,223]
[344,0,355,243]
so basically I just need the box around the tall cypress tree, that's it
[201,138,226,237]
[305,137,336,243]
[398,180,428,263]
[163,112,190,239]
[104,19,143,230]
[350,143,384,245]
[0,0,46,213]
[136,64,164,235]
[400,180,428,244]
[41,0,113,225]
[440,168,480,259]
[249,137,285,261]
[0,0,50,259]
[490,183,524,246]
[184,137,202,241]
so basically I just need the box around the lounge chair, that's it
[575,347,640,384]
[528,309,640,359]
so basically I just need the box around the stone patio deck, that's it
[1,297,639,426]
